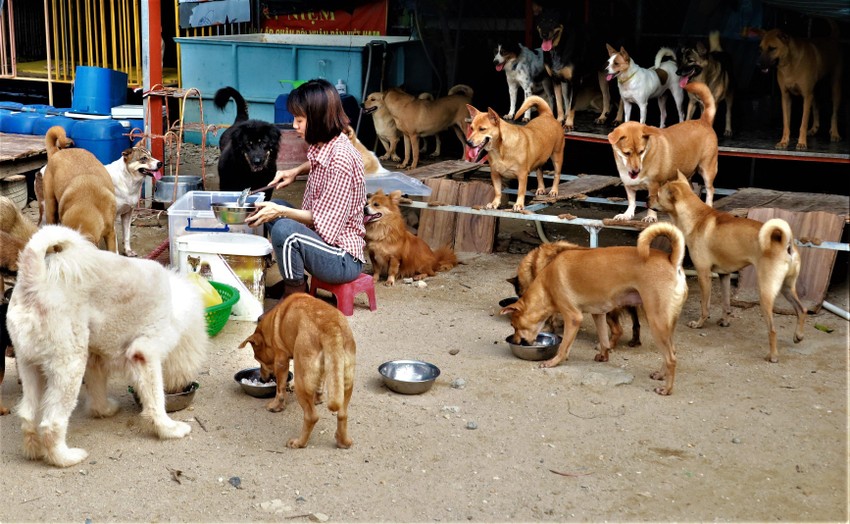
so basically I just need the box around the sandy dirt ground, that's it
[1,145,848,523]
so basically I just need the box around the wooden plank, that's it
[715,187,850,221]
[454,181,497,253]
[0,132,47,180]
[533,174,622,204]
[732,209,845,314]
[418,179,461,250]
[405,160,483,181]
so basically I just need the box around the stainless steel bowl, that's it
[212,202,257,225]
[234,367,292,398]
[378,359,440,395]
[505,332,562,361]
[128,382,199,413]
[153,176,203,202]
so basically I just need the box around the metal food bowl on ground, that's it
[378,359,440,395]
[153,176,203,203]
[128,382,199,413]
[211,202,257,225]
[505,332,562,361]
[234,367,292,398]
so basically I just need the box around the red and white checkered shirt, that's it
[302,132,366,262]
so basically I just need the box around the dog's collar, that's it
[618,70,637,84]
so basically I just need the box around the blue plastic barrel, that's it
[71,66,128,115]
[275,94,294,124]
[32,115,80,137]
[72,119,127,163]
[0,101,23,111]
[0,112,41,134]
[22,104,56,114]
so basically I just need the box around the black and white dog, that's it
[493,43,555,121]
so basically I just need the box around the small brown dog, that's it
[361,91,402,162]
[466,95,565,211]
[757,21,843,150]
[364,189,458,286]
[239,293,356,449]
[653,172,806,362]
[501,222,687,395]
[607,81,717,222]
[42,126,118,251]
[382,84,474,170]
[345,126,386,175]
[507,240,641,349]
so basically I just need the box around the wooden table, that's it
[0,132,47,179]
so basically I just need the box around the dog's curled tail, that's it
[708,31,723,52]
[433,245,458,273]
[684,82,716,126]
[654,47,677,68]
[322,326,354,413]
[14,225,94,295]
[637,222,685,269]
[214,86,250,123]
[758,218,796,259]
[448,84,474,99]
[44,126,73,156]
[516,95,554,119]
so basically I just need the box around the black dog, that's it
[536,7,612,130]
[214,86,281,202]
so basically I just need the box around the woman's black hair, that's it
[286,78,350,144]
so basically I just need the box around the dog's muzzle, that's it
[361,104,377,115]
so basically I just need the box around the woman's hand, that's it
[245,201,286,226]
[271,161,310,189]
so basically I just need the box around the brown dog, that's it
[466,95,565,211]
[34,129,74,225]
[42,126,118,251]
[676,31,735,137]
[757,21,843,150]
[239,293,356,449]
[344,126,386,175]
[507,240,641,349]
[607,81,717,222]
[361,91,402,162]
[501,222,687,395]
[381,84,473,170]
[653,172,806,363]
[0,195,37,269]
[364,189,458,286]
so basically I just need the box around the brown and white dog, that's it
[676,31,735,137]
[239,293,356,449]
[757,21,843,150]
[42,126,118,251]
[606,45,686,127]
[364,189,457,286]
[381,84,474,170]
[106,145,162,257]
[361,91,402,162]
[466,96,565,211]
[607,81,718,222]
[0,195,37,271]
[506,240,641,349]
[501,222,687,395]
[653,172,806,363]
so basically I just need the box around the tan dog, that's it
[42,126,118,251]
[34,129,74,225]
[382,84,474,170]
[239,293,356,449]
[501,222,687,395]
[361,91,402,162]
[466,96,565,211]
[345,126,388,175]
[757,21,842,150]
[507,240,641,349]
[653,172,806,363]
[364,189,458,286]
[0,195,37,268]
[607,81,717,222]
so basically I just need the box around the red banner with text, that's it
[261,1,387,36]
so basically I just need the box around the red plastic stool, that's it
[309,273,377,316]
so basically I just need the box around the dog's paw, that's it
[158,419,192,439]
[287,438,308,449]
[612,213,634,221]
[686,319,705,329]
[641,215,658,223]
[335,432,353,449]
[504,113,515,120]
[89,397,120,418]
[594,116,608,125]
[653,386,672,396]
[717,318,730,327]
[125,248,139,258]
[593,352,609,362]
[774,140,789,149]
[723,129,733,138]
[48,446,89,468]
[795,141,808,151]
[830,132,842,142]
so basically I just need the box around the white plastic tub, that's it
[176,233,272,321]
[364,172,432,197]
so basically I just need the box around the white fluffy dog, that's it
[7,225,209,467]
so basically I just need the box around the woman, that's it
[246,79,366,300]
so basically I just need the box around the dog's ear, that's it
[238,333,261,350]
[486,108,501,125]
[389,190,403,202]
[607,128,624,145]
[676,170,689,184]
[619,46,629,60]
[605,43,616,56]
[500,305,519,316]
[121,147,133,160]
[466,104,480,118]
[695,41,707,55]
